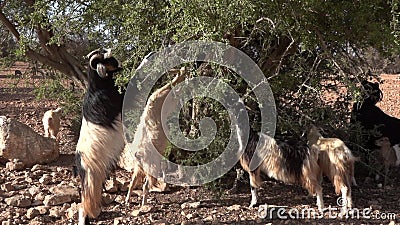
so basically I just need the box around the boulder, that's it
[0,116,59,168]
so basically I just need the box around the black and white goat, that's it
[352,80,400,148]
[234,110,324,210]
[75,49,124,225]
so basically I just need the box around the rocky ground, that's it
[0,63,399,225]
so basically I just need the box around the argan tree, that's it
[1,0,399,144]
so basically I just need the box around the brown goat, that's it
[307,125,358,213]
[374,137,399,186]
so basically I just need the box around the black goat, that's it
[351,80,400,148]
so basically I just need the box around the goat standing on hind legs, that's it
[122,67,187,206]
[307,125,358,214]
[75,49,124,225]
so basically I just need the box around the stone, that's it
[28,186,41,197]
[48,206,62,218]
[5,159,25,171]
[34,192,46,202]
[0,116,59,168]
[31,200,43,206]
[1,182,14,192]
[43,194,71,206]
[39,174,52,185]
[181,201,201,209]
[31,164,47,172]
[185,213,198,219]
[1,220,11,225]
[227,204,241,211]
[35,206,50,215]
[114,195,125,204]
[131,205,154,217]
[26,208,40,219]
[117,177,130,192]
[49,185,79,201]
[65,203,79,220]
[102,193,115,205]
[105,179,118,193]
[4,195,31,207]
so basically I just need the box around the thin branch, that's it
[273,33,295,77]
[0,10,20,40]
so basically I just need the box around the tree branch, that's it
[0,10,20,40]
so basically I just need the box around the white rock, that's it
[4,195,31,207]
[28,186,41,196]
[181,201,201,209]
[26,208,40,219]
[49,185,79,201]
[49,206,62,218]
[65,203,79,220]
[34,192,46,202]
[43,194,71,206]
[39,174,52,185]
[105,179,118,193]
[5,159,25,171]
[227,204,241,211]
[35,206,50,215]
[31,164,47,172]
[0,116,59,168]
[1,220,11,225]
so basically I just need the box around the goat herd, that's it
[40,49,399,224]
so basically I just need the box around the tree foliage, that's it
[0,0,399,149]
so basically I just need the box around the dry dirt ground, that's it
[0,63,399,225]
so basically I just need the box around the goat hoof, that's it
[249,202,257,208]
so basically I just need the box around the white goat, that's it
[42,107,62,139]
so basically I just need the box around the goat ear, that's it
[104,48,112,59]
[96,63,108,78]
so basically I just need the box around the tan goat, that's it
[122,67,187,205]
[42,107,62,139]
[374,137,400,186]
[307,125,358,213]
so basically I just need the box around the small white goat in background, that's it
[374,137,400,186]
[42,107,62,139]
[307,125,358,214]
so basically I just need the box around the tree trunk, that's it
[0,2,87,89]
